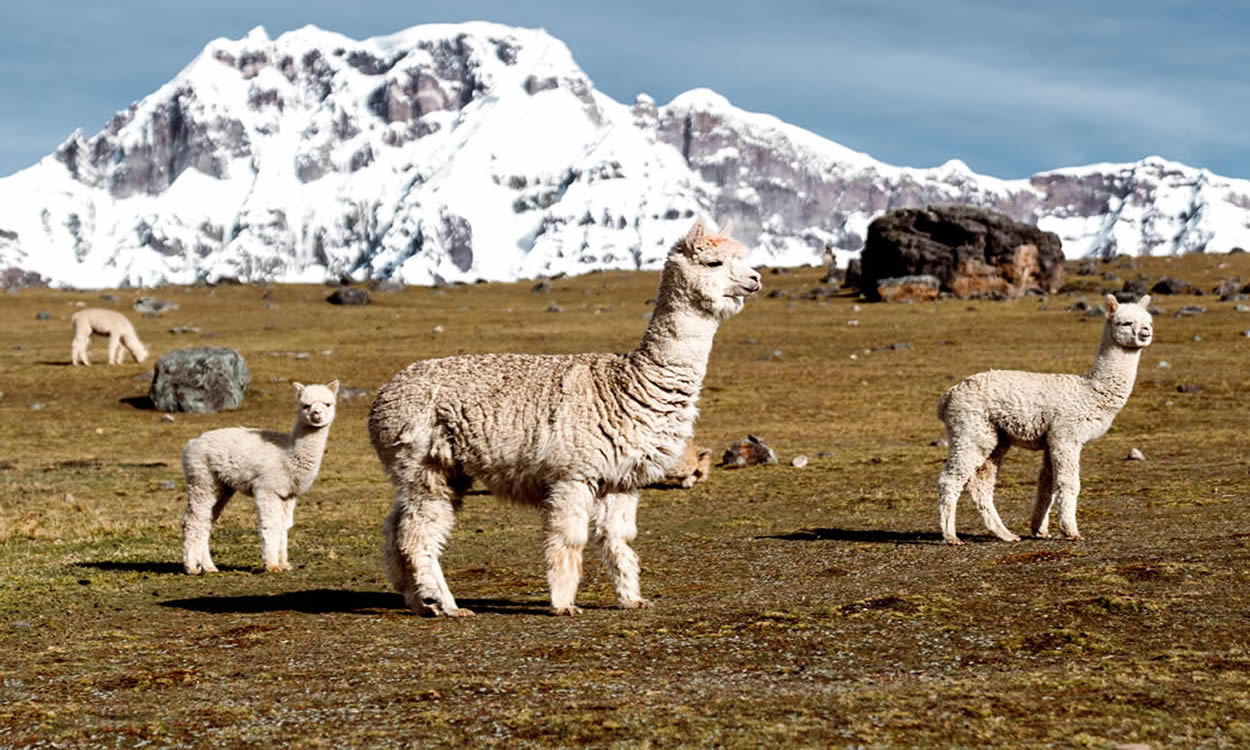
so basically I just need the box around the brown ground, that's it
[1,252,1248,747]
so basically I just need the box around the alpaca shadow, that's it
[75,561,249,574]
[159,589,552,617]
[758,528,951,545]
[38,360,73,367]
[120,395,157,410]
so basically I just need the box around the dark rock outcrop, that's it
[858,205,1065,301]
[149,347,250,413]
[327,286,371,305]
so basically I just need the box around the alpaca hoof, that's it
[447,607,475,617]
[621,598,653,610]
[1033,530,1051,539]
[552,605,584,616]
[943,537,963,546]
[265,563,292,572]
[998,533,1022,543]
[1061,532,1083,541]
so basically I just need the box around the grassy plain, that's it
[1,252,1248,747]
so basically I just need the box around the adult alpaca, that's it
[181,381,339,573]
[936,295,1154,544]
[70,308,149,365]
[369,219,761,616]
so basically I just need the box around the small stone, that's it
[547,304,563,313]
[326,287,370,306]
[94,428,104,435]
[1126,448,1145,461]
[1175,305,1206,317]
[63,493,75,504]
[35,311,50,320]
[1192,335,1202,342]
[161,414,176,423]
[930,436,949,447]
[849,353,858,360]
[29,403,44,411]
[531,279,553,294]
[790,455,809,468]
[1176,384,1203,394]
[157,480,177,490]
[1242,330,1250,338]
[847,320,859,326]
[1157,361,1170,368]
[1235,304,1250,313]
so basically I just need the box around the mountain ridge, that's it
[2,22,1248,288]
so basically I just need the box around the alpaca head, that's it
[132,340,150,363]
[1104,294,1154,349]
[660,218,762,321]
[293,380,339,428]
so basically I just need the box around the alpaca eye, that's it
[706,260,723,268]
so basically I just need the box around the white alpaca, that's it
[368,219,761,616]
[181,380,339,573]
[665,440,712,488]
[936,295,1153,544]
[70,308,149,366]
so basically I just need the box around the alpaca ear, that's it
[719,218,735,237]
[292,382,305,394]
[684,218,706,247]
[327,379,340,394]
[1104,294,1119,314]
[1138,294,1151,308]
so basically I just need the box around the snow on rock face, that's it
[2,23,1250,288]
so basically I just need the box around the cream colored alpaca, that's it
[70,308,149,365]
[666,441,712,488]
[181,381,339,573]
[369,219,761,616]
[936,295,1153,544]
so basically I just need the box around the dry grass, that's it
[1,251,1249,747]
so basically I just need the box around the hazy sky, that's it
[2,1,1247,180]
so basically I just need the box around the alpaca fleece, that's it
[936,295,1154,544]
[181,380,339,573]
[369,219,761,616]
[70,308,149,366]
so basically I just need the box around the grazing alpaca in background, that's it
[181,381,339,573]
[70,308,149,365]
[369,219,761,616]
[936,295,1154,544]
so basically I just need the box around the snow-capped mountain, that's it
[2,22,1248,288]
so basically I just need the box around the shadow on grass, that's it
[37,360,73,367]
[758,527,951,545]
[159,589,552,616]
[120,395,156,410]
[75,561,249,574]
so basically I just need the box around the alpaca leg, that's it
[182,476,228,574]
[107,332,122,365]
[1031,447,1057,538]
[277,497,297,570]
[593,491,651,609]
[1049,443,1083,540]
[255,490,289,571]
[968,441,1019,542]
[936,428,996,545]
[544,481,593,615]
[382,472,469,617]
[71,332,90,366]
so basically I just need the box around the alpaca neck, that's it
[1086,329,1142,407]
[631,300,720,382]
[289,419,331,480]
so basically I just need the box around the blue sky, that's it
[2,1,1247,180]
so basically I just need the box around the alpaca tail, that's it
[936,388,953,422]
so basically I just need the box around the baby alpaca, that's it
[666,441,712,488]
[369,219,760,616]
[936,295,1153,544]
[181,380,339,573]
[70,308,149,365]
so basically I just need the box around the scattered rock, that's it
[1126,448,1145,461]
[719,435,778,468]
[1150,277,1190,295]
[63,493,75,504]
[326,287,370,306]
[133,296,180,316]
[531,279,553,294]
[157,480,178,490]
[1175,305,1206,317]
[546,303,563,313]
[29,403,44,411]
[1176,384,1203,394]
[336,387,371,400]
[1157,361,1170,368]
[1234,304,1250,313]
[99,293,120,303]
[930,436,949,447]
[876,275,940,303]
[367,279,406,293]
[1120,278,1150,297]
[1243,329,1250,338]
[168,325,201,334]
[34,311,50,320]
[1066,299,1090,312]
[1216,277,1243,301]
[432,324,445,333]
[790,454,809,468]
[161,414,176,423]
[149,347,250,413]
